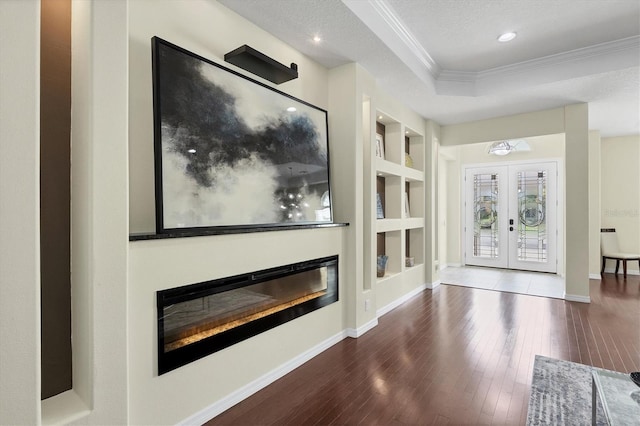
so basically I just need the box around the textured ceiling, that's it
[218,0,640,137]
[392,0,640,71]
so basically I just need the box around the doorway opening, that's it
[464,161,558,273]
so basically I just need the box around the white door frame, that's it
[462,158,564,274]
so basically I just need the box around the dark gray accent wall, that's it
[40,0,72,400]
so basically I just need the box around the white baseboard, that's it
[589,273,601,280]
[564,293,591,303]
[425,280,440,290]
[179,330,348,425]
[376,283,428,317]
[603,267,639,276]
[447,263,462,268]
[181,283,434,424]
[346,318,378,338]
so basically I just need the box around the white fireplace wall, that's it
[127,1,346,424]
[129,228,344,424]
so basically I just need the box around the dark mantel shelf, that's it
[129,222,349,241]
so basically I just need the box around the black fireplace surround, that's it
[157,255,338,374]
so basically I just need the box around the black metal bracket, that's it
[224,45,298,84]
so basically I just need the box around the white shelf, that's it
[404,167,424,182]
[375,158,403,177]
[371,108,426,297]
[376,218,403,233]
[376,271,401,284]
[404,217,424,229]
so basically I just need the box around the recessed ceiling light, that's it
[187,148,196,154]
[287,106,297,112]
[378,115,383,120]
[313,35,322,43]
[498,32,517,42]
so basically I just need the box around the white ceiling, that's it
[218,0,640,137]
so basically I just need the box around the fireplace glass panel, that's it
[162,267,329,352]
[157,255,338,374]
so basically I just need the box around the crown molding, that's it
[437,35,640,96]
[341,0,439,86]
[480,36,640,79]
[367,0,440,75]
[343,0,640,97]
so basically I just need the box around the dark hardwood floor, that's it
[206,274,640,425]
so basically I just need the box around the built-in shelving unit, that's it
[371,110,425,290]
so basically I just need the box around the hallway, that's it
[439,265,565,299]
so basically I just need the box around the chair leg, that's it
[615,260,620,275]
[623,260,627,277]
[601,257,605,274]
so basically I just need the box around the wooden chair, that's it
[600,228,640,277]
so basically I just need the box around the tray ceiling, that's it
[219,0,640,137]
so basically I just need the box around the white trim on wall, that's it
[376,283,429,317]
[179,331,349,425]
[179,280,433,424]
[346,319,379,338]
[564,293,591,303]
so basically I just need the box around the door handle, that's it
[510,226,514,231]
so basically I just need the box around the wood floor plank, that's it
[206,273,640,425]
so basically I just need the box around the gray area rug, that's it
[527,355,606,425]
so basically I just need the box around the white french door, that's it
[464,162,557,273]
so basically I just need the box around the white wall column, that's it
[425,120,440,286]
[564,104,590,300]
[588,130,601,278]
[71,0,129,423]
[0,0,41,423]
[328,63,364,331]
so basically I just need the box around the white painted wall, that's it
[0,1,41,424]
[129,228,344,424]
[127,1,346,423]
[601,134,640,274]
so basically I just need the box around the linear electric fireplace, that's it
[157,255,338,374]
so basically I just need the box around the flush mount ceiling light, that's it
[487,139,530,155]
[497,32,517,42]
[312,35,322,43]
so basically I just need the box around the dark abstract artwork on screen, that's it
[152,37,332,233]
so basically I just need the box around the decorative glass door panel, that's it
[465,163,556,273]
[508,163,557,272]
[465,167,508,268]
[473,174,498,258]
